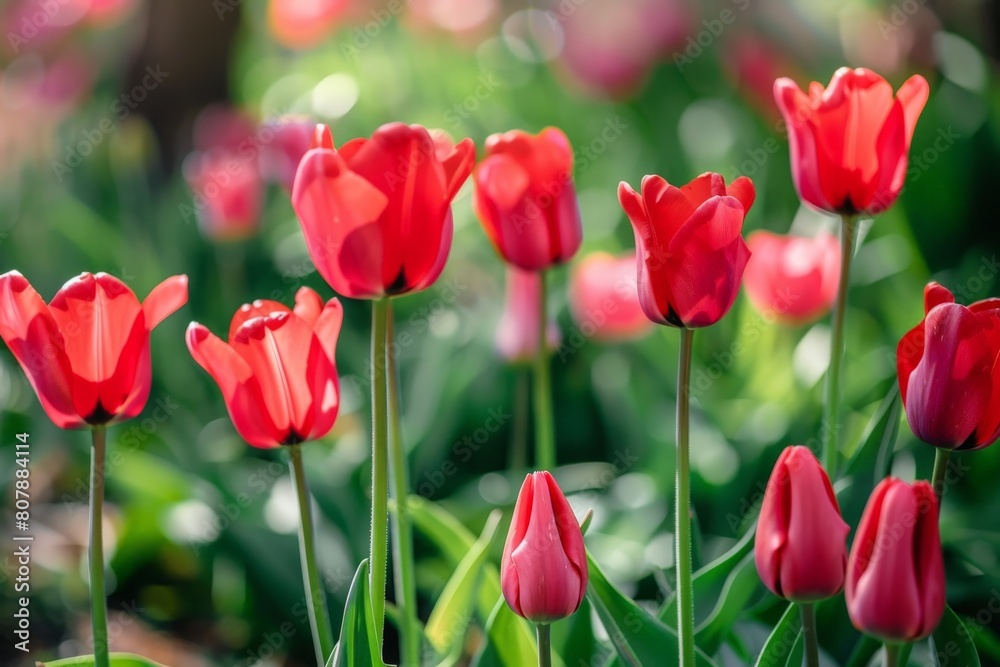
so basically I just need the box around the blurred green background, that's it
[1,0,999,665]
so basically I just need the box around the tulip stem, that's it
[930,448,952,509]
[370,298,390,650]
[289,445,335,665]
[386,303,421,667]
[89,426,110,667]
[799,603,820,667]
[883,642,902,667]
[536,623,552,667]
[823,214,857,476]
[675,327,696,667]
[534,269,556,470]
[511,369,530,470]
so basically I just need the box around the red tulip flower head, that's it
[187,288,343,448]
[754,446,849,602]
[474,128,582,271]
[618,172,755,328]
[774,68,929,215]
[846,478,945,642]
[495,267,561,363]
[501,471,587,623]
[0,272,188,429]
[569,251,652,342]
[293,123,475,299]
[897,282,1000,450]
[743,231,840,324]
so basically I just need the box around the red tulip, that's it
[754,446,849,602]
[495,267,560,363]
[743,231,840,324]
[569,251,652,341]
[474,128,582,271]
[0,271,187,429]
[774,68,929,215]
[183,149,263,242]
[618,172,755,328]
[292,123,475,299]
[897,282,1000,450]
[258,116,314,191]
[846,478,945,642]
[187,288,342,449]
[501,471,587,623]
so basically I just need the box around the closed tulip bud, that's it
[755,446,849,602]
[501,471,587,623]
[474,127,583,271]
[618,172,755,328]
[846,478,945,642]
[743,231,840,324]
[897,282,1000,450]
[774,67,929,216]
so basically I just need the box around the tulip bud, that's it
[501,471,587,623]
[846,478,945,642]
[754,446,849,602]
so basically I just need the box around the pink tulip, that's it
[501,471,588,623]
[496,267,560,363]
[743,231,840,324]
[569,251,651,341]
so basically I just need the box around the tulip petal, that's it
[141,275,188,330]
[911,482,945,638]
[313,297,344,365]
[897,75,930,147]
[292,287,324,328]
[755,448,792,597]
[726,176,756,214]
[229,299,291,344]
[897,283,955,403]
[440,137,476,201]
[501,473,536,617]
[187,323,282,448]
[679,172,726,207]
[619,178,680,325]
[774,77,833,211]
[0,271,80,428]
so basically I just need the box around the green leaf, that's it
[844,384,901,482]
[586,551,716,667]
[470,597,540,667]
[694,553,761,654]
[328,559,389,667]
[410,497,537,667]
[845,635,881,667]
[930,605,981,667]
[425,510,502,658]
[753,603,802,667]
[40,655,166,666]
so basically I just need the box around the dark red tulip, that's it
[754,446,849,602]
[495,267,560,363]
[774,68,929,215]
[568,251,652,342]
[846,478,945,642]
[187,288,343,449]
[258,116,314,191]
[474,128,582,271]
[0,271,187,428]
[618,172,755,328]
[743,231,840,324]
[292,123,474,299]
[501,471,587,623]
[897,282,1000,450]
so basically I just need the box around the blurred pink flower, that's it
[267,0,349,50]
[496,267,561,363]
[183,148,263,242]
[258,116,313,191]
[569,251,652,342]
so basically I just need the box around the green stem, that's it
[884,642,903,667]
[510,369,530,470]
[823,214,857,476]
[89,427,110,667]
[386,302,420,667]
[536,623,552,667]
[675,328,695,666]
[370,298,390,648]
[799,603,820,667]
[289,445,336,665]
[930,448,952,510]
[534,269,556,470]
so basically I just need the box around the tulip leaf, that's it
[586,550,717,667]
[845,635,882,667]
[425,510,502,658]
[694,553,762,654]
[328,559,389,667]
[845,383,901,483]
[39,655,166,666]
[409,496,537,667]
[659,523,757,625]
[470,597,543,667]
[753,602,803,667]
[930,605,981,667]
